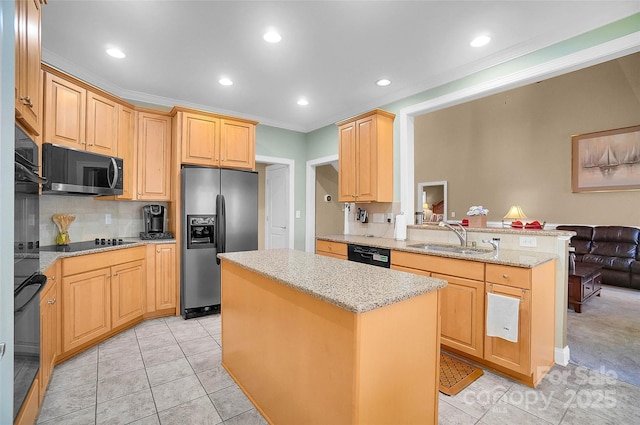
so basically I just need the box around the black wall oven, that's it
[14,125,46,420]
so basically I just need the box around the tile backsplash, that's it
[345,202,401,239]
[40,195,168,246]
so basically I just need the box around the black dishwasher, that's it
[347,244,391,268]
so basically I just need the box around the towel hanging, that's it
[486,292,520,343]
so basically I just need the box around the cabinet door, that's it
[434,273,484,358]
[137,112,171,200]
[15,0,42,136]
[44,72,86,149]
[484,282,531,375]
[155,244,176,310]
[111,260,145,328]
[338,122,356,202]
[181,112,219,166]
[354,115,377,202]
[220,119,255,170]
[40,262,60,401]
[86,91,118,156]
[62,268,111,353]
[117,104,135,200]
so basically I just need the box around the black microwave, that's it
[42,143,123,196]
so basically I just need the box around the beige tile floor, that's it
[36,314,640,424]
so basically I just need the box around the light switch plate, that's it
[519,236,537,248]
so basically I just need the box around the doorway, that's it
[305,154,340,252]
[256,155,295,250]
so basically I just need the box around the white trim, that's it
[555,346,571,366]
[256,155,295,250]
[399,32,640,216]
[305,154,340,253]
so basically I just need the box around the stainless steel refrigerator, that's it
[181,166,258,319]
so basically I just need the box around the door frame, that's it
[256,155,294,249]
[305,154,339,253]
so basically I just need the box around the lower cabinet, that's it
[40,261,61,401]
[13,376,39,425]
[145,243,176,315]
[61,247,146,355]
[315,240,348,260]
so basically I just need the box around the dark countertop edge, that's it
[39,238,177,272]
[218,250,448,314]
[316,235,557,268]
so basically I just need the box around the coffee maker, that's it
[140,204,173,239]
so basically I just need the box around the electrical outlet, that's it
[386,213,394,223]
[519,236,537,248]
[105,213,111,225]
[451,211,456,218]
[295,210,301,219]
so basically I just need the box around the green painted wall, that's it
[255,124,308,250]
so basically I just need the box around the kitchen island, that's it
[217,249,447,425]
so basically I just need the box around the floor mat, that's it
[439,352,484,396]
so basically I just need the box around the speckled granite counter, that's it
[317,235,556,268]
[218,249,447,313]
[38,238,176,272]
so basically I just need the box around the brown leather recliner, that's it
[556,225,640,289]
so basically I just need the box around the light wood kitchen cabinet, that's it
[174,108,256,170]
[15,0,44,137]
[220,118,255,170]
[484,262,555,385]
[116,104,135,200]
[43,69,121,157]
[62,267,111,353]
[433,273,484,358]
[337,109,394,202]
[61,247,146,355]
[110,260,145,328]
[40,261,61,402]
[44,71,86,149]
[137,111,171,201]
[146,243,176,314]
[13,376,39,425]
[392,250,485,358]
[316,240,348,260]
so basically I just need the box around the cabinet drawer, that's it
[486,264,531,289]
[63,246,146,276]
[316,240,347,257]
[391,250,484,281]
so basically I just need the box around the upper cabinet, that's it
[15,0,44,137]
[116,104,136,200]
[173,107,257,170]
[337,109,395,202]
[137,111,172,201]
[43,67,122,157]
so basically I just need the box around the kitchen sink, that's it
[407,243,489,255]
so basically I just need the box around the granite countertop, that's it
[407,223,576,237]
[317,235,557,268]
[218,249,447,314]
[38,237,177,272]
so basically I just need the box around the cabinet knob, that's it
[48,297,56,304]
[502,274,509,279]
[19,96,33,107]
[49,275,56,281]
[157,249,160,253]
[106,274,111,278]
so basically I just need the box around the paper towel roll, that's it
[394,214,407,241]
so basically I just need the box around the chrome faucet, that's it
[439,221,467,247]
[482,238,501,255]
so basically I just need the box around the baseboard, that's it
[555,345,570,366]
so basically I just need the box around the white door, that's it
[266,164,290,249]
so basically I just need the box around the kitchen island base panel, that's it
[221,261,441,425]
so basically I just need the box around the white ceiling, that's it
[41,1,640,133]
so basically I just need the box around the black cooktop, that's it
[40,238,134,252]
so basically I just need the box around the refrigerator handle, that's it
[216,194,226,265]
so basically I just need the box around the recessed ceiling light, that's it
[470,35,491,47]
[219,78,233,86]
[297,98,309,106]
[263,31,282,43]
[106,48,125,59]
[376,79,391,87]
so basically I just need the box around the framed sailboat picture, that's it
[572,125,640,192]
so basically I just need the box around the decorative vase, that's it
[56,231,70,246]
[467,215,487,228]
